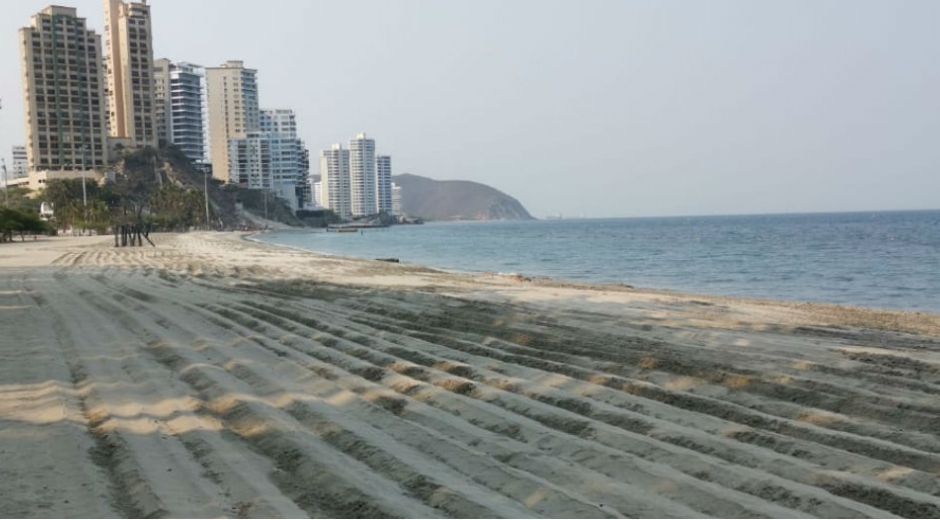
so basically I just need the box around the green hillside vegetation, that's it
[19,146,313,233]
[233,186,304,227]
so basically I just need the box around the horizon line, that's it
[536,208,940,221]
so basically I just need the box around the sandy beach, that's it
[1,231,939,518]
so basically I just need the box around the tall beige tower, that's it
[103,0,157,148]
[205,61,259,182]
[19,6,109,172]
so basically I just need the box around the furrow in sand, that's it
[9,232,940,519]
[248,294,934,478]
[40,272,208,518]
[77,273,437,518]
[99,271,634,518]
[340,308,938,476]
[340,300,940,467]
[257,283,940,450]
[341,297,940,433]
[207,280,936,434]
[304,313,940,500]
[85,280,547,518]
[194,301,778,518]
[206,298,872,514]
[43,273,310,518]
[135,292,685,517]
[222,298,930,516]
[0,272,119,518]
[390,326,940,510]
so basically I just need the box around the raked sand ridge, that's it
[1,232,939,518]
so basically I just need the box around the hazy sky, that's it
[2,1,938,218]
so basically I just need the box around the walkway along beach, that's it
[1,233,939,517]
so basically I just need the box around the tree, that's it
[42,179,81,209]
[3,186,42,215]
[148,184,204,230]
[0,207,50,242]
[41,178,101,224]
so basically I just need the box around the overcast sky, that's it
[2,1,938,218]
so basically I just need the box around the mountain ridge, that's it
[393,173,533,221]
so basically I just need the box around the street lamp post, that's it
[262,182,268,230]
[0,97,6,208]
[81,144,88,223]
[1,160,8,208]
[204,168,210,230]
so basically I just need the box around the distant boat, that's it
[327,223,388,232]
[545,213,563,220]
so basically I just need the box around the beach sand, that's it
[1,232,939,518]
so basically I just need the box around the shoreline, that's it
[3,231,939,334]
[255,211,940,316]
[246,229,940,332]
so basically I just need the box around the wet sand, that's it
[1,232,939,518]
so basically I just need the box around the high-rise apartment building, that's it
[349,133,376,217]
[376,154,392,214]
[260,110,304,189]
[103,0,157,148]
[206,60,259,182]
[301,147,312,205]
[154,59,205,162]
[227,134,269,189]
[11,146,28,179]
[19,6,109,172]
[319,144,351,219]
[260,108,297,137]
[262,109,307,209]
[154,58,169,144]
[391,182,403,216]
[227,109,308,209]
[227,133,303,189]
[312,180,323,207]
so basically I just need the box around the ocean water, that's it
[261,210,940,313]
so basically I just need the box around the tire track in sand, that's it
[10,234,940,518]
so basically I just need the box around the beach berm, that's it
[1,232,939,518]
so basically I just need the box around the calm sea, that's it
[261,210,940,313]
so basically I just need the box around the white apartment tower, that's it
[11,146,28,179]
[261,109,307,209]
[103,0,158,148]
[205,60,259,182]
[376,155,392,214]
[319,144,351,219]
[19,6,109,172]
[154,58,169,145]
[301,147,312,205]
[228,109,307,209]
[391,183,403,216]
[312,180,323,207]
[349,133,376,217]
[227,135,269,189]
[260,108,297,137]
[154,59,205,163]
